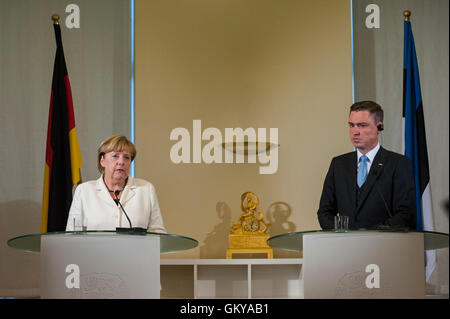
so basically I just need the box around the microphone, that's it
[113,190,147,233]
[371,164,409,231]
[375,184,392,219]
[371,163,392,218]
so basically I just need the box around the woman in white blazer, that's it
[66,135,166,233]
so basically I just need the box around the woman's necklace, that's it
[107,187,125,205]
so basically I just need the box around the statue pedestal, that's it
[227,233,273,259]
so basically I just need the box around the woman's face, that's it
[100,150,132,184]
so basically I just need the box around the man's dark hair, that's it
[350,100,384,124]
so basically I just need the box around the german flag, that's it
[41,17,82,233]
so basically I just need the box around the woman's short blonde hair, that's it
[97,135,137,173]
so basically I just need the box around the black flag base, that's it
[116,227,147,233]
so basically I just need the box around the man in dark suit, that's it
[317,101,416,230]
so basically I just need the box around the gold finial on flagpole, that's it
[51,14,60,25]
[403,10,411,22]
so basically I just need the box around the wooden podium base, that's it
[226,248,273,259]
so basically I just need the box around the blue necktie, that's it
[358,155,368,188]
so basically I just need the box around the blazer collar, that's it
[95,175,137,206]
[357,143,380,165]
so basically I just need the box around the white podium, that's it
[268,230,449,299]
[41,234,160,298]
[8,231,198,299]
[302,231,424,298]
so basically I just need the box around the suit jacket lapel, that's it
[119,176,136,206]
[346,152,357,214]
[95,176,117,206]
[355,147,386,214]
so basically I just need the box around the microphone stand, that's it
[113,190,147,233]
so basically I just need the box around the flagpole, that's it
[51,14,60,24]
[403,10,411,21]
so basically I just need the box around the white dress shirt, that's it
[66,175,166,233]
[357,143,380,176]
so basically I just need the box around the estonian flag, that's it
[402,11,435,282]
[40,18,82,233]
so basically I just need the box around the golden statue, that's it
[231,192,270,234]
[227,192,273,258]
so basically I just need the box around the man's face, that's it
[348,110,381,154]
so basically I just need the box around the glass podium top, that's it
[268,229,449,252]
[7,231,198,254]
